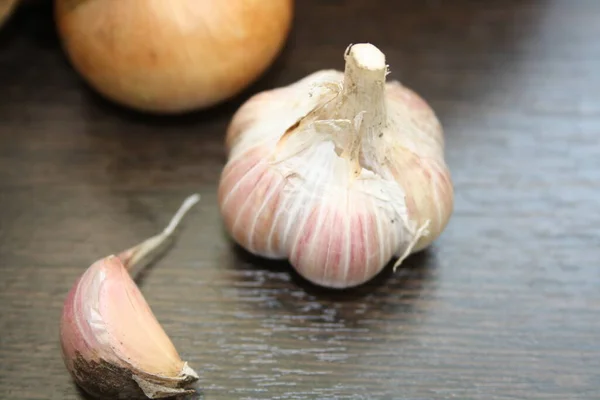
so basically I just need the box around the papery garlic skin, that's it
[218,44,453,288]
[60,256,198,399]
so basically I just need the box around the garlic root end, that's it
[127,361,200,399]
[70,353,190,400]
[132,374,196,399]
[180,362,200,382]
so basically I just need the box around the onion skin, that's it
[54,0,294,114]
[0,0,19,28]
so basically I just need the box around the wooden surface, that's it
[1,1,599,399]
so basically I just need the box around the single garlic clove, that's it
[60,194,200,399]
[218,44,454,289]
[60,257,198,399]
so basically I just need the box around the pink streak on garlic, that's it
[218,44,454,289]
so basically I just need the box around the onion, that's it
[0,0,19,28]
[54,0,294,114]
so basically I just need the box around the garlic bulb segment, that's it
[54,0,294,113]
[60,194,201,399]
[0,0,19,28]
[218,43,454,289]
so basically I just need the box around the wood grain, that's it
[0,1,599,399]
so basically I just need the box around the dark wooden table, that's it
[1,1,599,399]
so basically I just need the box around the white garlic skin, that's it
[218,44,453,288]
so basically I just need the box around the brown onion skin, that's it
[54,0,294,114]
[0,0,19,28]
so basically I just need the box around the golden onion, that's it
[0,0,19,28]
[55,0,294,114]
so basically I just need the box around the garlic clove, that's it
[60,194,200,399]
[218,44,454,289]
[99,256,187,376]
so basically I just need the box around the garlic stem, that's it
[338,43,388,140]
[119,194,201,271]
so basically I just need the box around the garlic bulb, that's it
[54,0,294,113]
[218,43,454,289]
[60,194,201,399]
[0,0,19,28]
